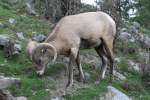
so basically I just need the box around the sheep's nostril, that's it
[38,59,41,64]
[36,59,42,65]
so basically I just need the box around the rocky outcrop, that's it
[32,34,46,42]
[0,35,22,57]
[0,76,20,89]
[16,32,25,40]
[99,86,132,100]
[0,76,27,100]
[0,35,15,57]
[8,18,17,25]
[140,64,150,88]
[119,32,132,41]
[25,0,37,16]
[143,35,150,48]
[114,70,126,81]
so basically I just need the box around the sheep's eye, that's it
[41,49,47,53]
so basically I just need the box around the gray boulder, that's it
[119,32,131,41]
[143,35,150,48]
[120,28,127,33]
[130,22,140,33]
[0,76,27,100]
[7,0,18,4]
[99,86,132,100]
[129,37,135,42]
[128,60,140,72]
[0,35,22,56]
[0,35,10,46]
[32,34,46,42]
[130,26,138,33]
[114,57,121,63]
[0,35,16,57]
[114,70,126,81]
[51,97,64,100]
[25,0,37,16]
[0,90,16,100]
[84,72,91,82]
[16,32,25,40]
[0,22,4,28]
[16,96,27,100]
[0,90,27,100]
[8,18,17,25]
[141,64,150,88]
[14,44,22,52]
[13,43,22,55]
[133,22,140,30]
[0,76,20,89]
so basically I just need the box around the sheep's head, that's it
[31,43,57,75]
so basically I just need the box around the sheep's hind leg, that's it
[66,48,78,88]
[95,45,108,81]
[102,38,114,84]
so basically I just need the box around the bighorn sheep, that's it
[27,12,116,87]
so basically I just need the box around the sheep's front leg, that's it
[66,48,78,88]
[100,55,108,79]
[76,51,85,82]
[66,58,73,87]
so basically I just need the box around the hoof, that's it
[79,77,85,82]
[66,82,73,88]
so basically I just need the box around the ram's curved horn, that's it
[26,40,38,60]
[32,43,57,62]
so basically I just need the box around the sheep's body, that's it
[29,11,116,87]
[46,12,116,55]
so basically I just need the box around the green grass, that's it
[141,27,150,37]
[0,47,49,100]
[113,73,150,100]
[65,80,108,100]
[0,4,52,99]
[114,49,150,100]
[0,6,52,38]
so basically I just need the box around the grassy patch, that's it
[80,49,96,54]
[112,63,150,100]
[0,6,52,38]
[65,80,108,100]
[0,45,49,99]
[0,5,53,99]
[141,27,150,37]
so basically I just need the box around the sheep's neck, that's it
[45,32,57,42]
[47,40,61,55]
[47,40,70,56]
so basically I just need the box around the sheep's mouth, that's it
[35,64,47,76]
[36,70,45,76]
